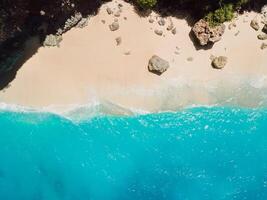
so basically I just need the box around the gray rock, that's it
[257,34,267,40]
[250,19,260,31]
[76,18,89,28]
[211,56,227,69]
[114,11,120,17]
[154,29,163,36]
[106,7,113,15]
[43,34,62,47]
[148,55,170,75]
[158,18,165,26]
[115,37,122,45]
[261,42,267,49]
[262,24,267,34]
[101,20,106,24]
[58,12,83,34]
[187,57,193,62]
[192,19,225,46]
[149,18,154,23]
[109,22,119,31]
[118,3,123,8]
[167,23,174,31]
[171,28,176,35]
[40,10,46,16]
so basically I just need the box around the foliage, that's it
[136,0,157,9]
[206,4,234,26]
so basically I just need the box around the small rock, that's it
[211,56,227,69]
[261,42,267,50]
[187,57,193,62]
[43,34,62,47]
[118,3,123,8]
[40,10,45,16]
[148,55,170,75]
[234,31,240,36]
[124,17,127,20]
[171,28,176,35]
[149,18,154,23]
[174,51,179,55]
[154,29,163,36]
[158,18,165,26]
[257,34,267,40]
[124,50,131,55]
[101,20,106,24]
[228,22,236,30]
[262,24,267,34]
[250,19,260,31]
[209,55,216,61]
[76,18,89,28]
[109,22,119,31]
[114,18,119,22]
[106,7,113,15]
[115,37,122,45]
[167,23,174,31]
[114,11,120,17]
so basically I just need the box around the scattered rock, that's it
[158,18,165,26]
[59,12,82,34]
[257,34,267,40]
[261,5,267,24]
[114,18,119,22]
[171,28,176,35]
[234,31,240,36]
[154,29,163,36]
[192,19,226,46]
[209,54,216,61]
[167,22,174,31]
[109,22,119,31]
[124,50,131,55]
[43,34,62,47]
[211,56,227,69]
[114,11,121,17]
[101,20,106,24]
[76,18,89,28]
[261,42,267,50]
[148,55,170,75]
[106,7,113,15]
[187,57,193,62]
[149,18,154,23]
[124,17,127,20]
[250,19,260,31]
[174,51,179,55]
[228,22,236,30]
[262,24,267,34]
[118,3,123,8]
[115,37,122,45]
[40,10,46,16]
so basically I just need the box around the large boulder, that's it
[148,55,170,75]
[192,19,226,46]
[211,56,227,69]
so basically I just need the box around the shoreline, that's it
[0,0,266,112]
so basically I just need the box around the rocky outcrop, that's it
[148,55,169,75]
[211,56,227,69]
[192,19,225,46]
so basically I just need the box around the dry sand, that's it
[0,0,267,112]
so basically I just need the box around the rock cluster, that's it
[192,19,226,46]
[148,55,170,75]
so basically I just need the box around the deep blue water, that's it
[0,106,267,200]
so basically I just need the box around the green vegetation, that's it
[136,0,157,9]
[205,4,234,26]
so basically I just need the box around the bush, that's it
[206,4,234,26]
[136,0,157,9]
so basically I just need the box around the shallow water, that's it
[0,106,267,200]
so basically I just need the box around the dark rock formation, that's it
[192,19,225,46]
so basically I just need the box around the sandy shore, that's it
[0,0,267,111]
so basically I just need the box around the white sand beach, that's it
[0,0,267,111]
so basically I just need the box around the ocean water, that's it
[0,106,267,200]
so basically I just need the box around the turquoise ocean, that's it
[0,104,267,200]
